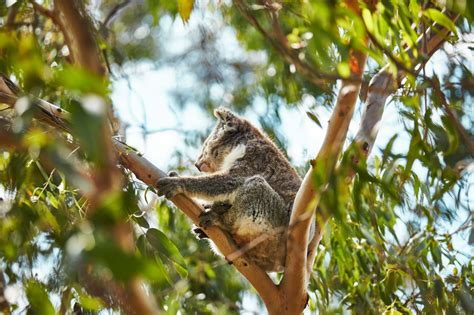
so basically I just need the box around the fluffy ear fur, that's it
[214,107,235,121]
[214,107,238,131]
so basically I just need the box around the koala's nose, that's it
[195,161,210,172]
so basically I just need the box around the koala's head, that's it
[195,107,251,173]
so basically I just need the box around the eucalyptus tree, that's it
[0,0,472,314]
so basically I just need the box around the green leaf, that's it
[336,62,351,78]
[362,9,373,32]
[133,211,150,229]
[154,254,172,285]
[177,0,194,23]
[173,261,188,278]
[69,98,107,167]
[423,9,457,33]
[430,240,442,267]
[53,66,109,96]
[383,309,403,315]
[78,293,103,311]
[306,111,322,128]
[46,191,59,209]
[146,228,187,271]
[26,280,55,315]
[88,241,162,282]
[441,115,460,155]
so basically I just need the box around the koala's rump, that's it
[231,217,287,272]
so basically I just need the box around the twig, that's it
[103,0,132,27]
[0,269,9,313]
[5,2,19,27]
[29,0,59,24]
[431,81,474,156]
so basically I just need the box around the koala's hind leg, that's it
[198,176,289,236]
[232,175,289,230]
[229,175,290,271]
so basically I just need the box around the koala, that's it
[156,107,302,272]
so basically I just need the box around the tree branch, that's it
[278,2,370,312]
[280,47,368,314]
[29,0,59,24]
[53,1,107,76]
[103,0,132,27]
[6,1,159,313]
[5,1,19,27]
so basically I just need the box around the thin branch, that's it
[29,0,59,24]
[103,0,132,27]
[431,81,474,156]
[58,287,71,315]
[0,269,9,313]
[5,2,19,27]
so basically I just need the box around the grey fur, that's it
[156,107,302,272]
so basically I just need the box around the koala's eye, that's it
[212,150,219,157]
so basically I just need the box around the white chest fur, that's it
[220,144,246,173]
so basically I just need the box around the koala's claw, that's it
[192,226,208,239]
[156,177,183,199]
[168,171,179,177]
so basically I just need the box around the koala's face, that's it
[195,107,244,173]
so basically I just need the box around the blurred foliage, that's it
[0,0,473,314]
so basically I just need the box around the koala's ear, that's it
[214,107,235,122]
[214,107,239,132]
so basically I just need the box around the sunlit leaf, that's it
[178,0,194,23]
[306,111,322,128]
[423,9,457,33]
[146,228,187,270]
[26,280,55,315]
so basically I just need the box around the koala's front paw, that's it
[192,225,208,239]
[156,177,184,199]
[211,202,232,214]
[199,211,220,228]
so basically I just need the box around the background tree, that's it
[0,0,472,314]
